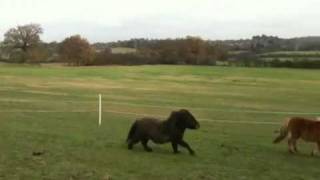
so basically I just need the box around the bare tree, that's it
[4,23,43,53]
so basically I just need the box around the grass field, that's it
[1,64,320,179]
[260,51,320,62]
[111,47,137,54]
[261,51,320,56]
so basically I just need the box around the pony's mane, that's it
[160,111,181,133]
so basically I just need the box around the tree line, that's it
[1,23,320,68]
[0,24,228,66]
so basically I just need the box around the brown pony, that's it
[273,117,320,155]
[126,109,200,155]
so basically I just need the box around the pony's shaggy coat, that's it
[274,117,320,155]
[126,109,200,155]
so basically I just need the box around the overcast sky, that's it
[0,0,319,42]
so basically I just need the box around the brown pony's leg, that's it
[293,140,299,153]
[311,142,320,156]
[317,142,320,155]
[288,138,295,153]
[288,130,300,154]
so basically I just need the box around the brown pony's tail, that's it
[126,121,137,143]
[273,118,290,144]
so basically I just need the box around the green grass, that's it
[1,64,320,179]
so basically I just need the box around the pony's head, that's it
[170,109,200,129]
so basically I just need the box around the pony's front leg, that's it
[178,140,195,155]
[171,142,180,154]
[311,142,320,156]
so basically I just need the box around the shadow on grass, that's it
[120,143,198,157]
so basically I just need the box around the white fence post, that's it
[99,94,102,126]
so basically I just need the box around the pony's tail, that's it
[273,118,290,144]
[126,121,137,143]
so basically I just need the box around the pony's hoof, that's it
[173,151,181,154]
[145,148,153,152]
[190,151,195,156]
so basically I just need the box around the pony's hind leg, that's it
[288,138,295,153]
[128,138,140,150]
[287,130,299,154]
[141,138,152,152]
[293,140,299,153]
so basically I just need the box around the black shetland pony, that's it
[126,109,200,155]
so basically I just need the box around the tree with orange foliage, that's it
[60,35,94,66]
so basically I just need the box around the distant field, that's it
[261,57,320,62]
[111,47,137,54]
[229,50,320,63]
[261,51,320,56]
[1,64,320,179]
[260,51,320,62]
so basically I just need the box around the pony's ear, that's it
[168,111,178,122]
